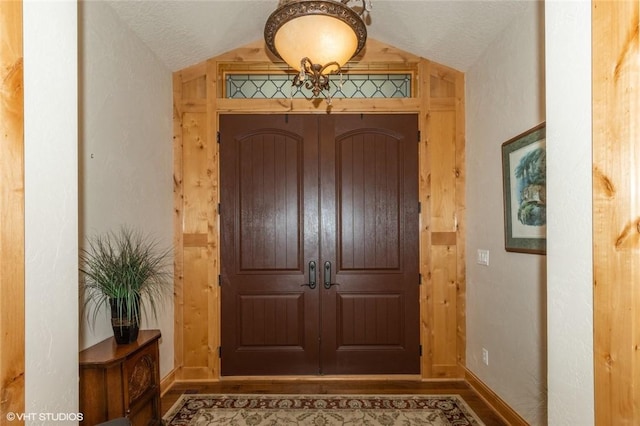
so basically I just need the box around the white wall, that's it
[545,1,593,424]
[79,1,174,378]
[24,1,79,423]
[465,2,547,424]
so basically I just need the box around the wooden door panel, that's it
[237,294,304,346]
[338,130,401,270]
[337,294,402,345]
[320,114,420,375]
[237,131,302,271]
[220,115,320,375]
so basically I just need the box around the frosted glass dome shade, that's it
[274,15,359,74]
[264,0,367,75]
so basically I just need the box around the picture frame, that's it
[501,123,546,254]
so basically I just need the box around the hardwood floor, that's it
[161,379,508,425]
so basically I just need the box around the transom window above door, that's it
[225,73,412,99]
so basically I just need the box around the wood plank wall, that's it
[593,1,640,423]
[0,0,25,418]
[172,39,465,380]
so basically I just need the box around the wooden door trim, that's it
[0,0,25,418]
[173,39,465,381]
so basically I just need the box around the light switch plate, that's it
[476,249,489,266]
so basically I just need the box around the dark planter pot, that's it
[109,298,140,345]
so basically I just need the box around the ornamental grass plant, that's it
[80,227,172,333]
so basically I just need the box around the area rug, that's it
[163,394,486,425]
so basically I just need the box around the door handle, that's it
[323,261,339,289]
[301,260,317,289]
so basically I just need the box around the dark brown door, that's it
[319,115,420,374]
[220,114,419,375]
[220,115,320,375]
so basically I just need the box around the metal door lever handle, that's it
[323,261,339,289]
[301,260,317,289]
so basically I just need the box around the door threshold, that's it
[219,375,423,382]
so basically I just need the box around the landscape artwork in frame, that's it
[501,123,546,254]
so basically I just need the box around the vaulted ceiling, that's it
[106,0,531,73]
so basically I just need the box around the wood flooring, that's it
[161,379,508,425]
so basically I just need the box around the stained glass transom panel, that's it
[225,74,411,99]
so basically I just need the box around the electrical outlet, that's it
[476,249,490,266]
[482,348,489,366]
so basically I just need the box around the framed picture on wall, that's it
[501,123,546,254]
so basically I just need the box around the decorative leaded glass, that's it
[226,74,411,99]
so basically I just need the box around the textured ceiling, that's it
[106,0,531,72]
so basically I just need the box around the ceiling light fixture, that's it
[264,0,370,98]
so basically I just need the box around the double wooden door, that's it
[220,114,419,375]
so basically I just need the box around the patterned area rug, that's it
[163,394,486,425]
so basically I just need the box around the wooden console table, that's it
[79,329,161,425]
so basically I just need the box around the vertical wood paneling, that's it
[206,59,220,379]
[430,111,457,231]
[182,113,208,234]
[181,110,211,376]
[179,61,207,86]
[430,74,455,98]
[426,62,464,378]
[182,76,206,101]
[431,244,458,377]
[0,0,25,418]
[183,247,209,367]
[174,65,217,380]
[172,72,185,380]
[418,59,434,378]
[593,1,640,423]
[454,71,466,373]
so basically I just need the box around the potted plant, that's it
[80,227,172,344]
